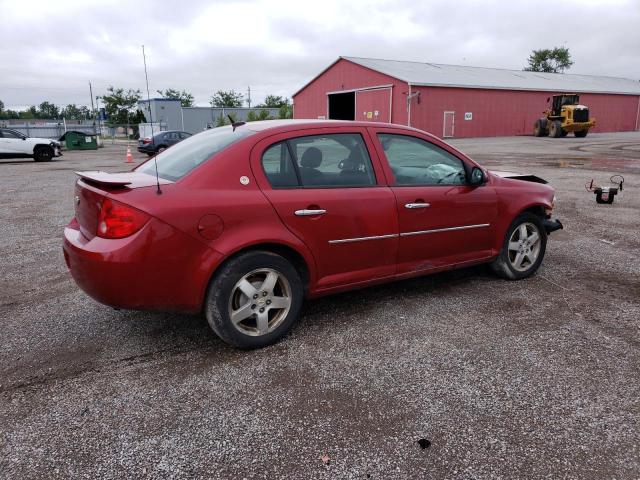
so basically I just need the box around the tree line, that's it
[0,88,293,123]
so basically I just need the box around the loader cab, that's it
[549,94,579,116]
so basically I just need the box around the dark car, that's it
[64,120,562,349]
[137,130,191,156]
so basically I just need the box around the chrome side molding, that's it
[400,223,490,237]
[328,233,398,245]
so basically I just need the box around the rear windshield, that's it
[136,126,254,181]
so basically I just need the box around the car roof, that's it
[240,119,421,134]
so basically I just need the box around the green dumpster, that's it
[64,131,98,150]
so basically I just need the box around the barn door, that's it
[355,88,392,123]
[443,111,455,138]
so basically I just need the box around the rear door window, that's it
[261,142,299,188]
[288,134,376,188]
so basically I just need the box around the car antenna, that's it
[142,45,162,195]
[228,115,246,132]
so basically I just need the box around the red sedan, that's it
[63,120,562,349]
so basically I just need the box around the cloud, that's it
[0,0,638,109]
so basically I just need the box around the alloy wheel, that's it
[227,268,292,336]
[508,222,541,272]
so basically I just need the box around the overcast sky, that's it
[1,0,638,109]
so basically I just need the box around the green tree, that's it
[18,106,38,119]
[256,95,289,108]
[524,47,573,73]
[78,105,91,119]
[38,101,60,119]
[63,104,83,120]
[278,103,293,119]
[100,86,142,125]
[157,89,195,107]
[246,109,274,122]
[210,90,244,108]
[0,99,4,116]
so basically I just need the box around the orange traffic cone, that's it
[125,146,134,163]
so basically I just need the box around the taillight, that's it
[97,198,149,239]
[142,137,151,144]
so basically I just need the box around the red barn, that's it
[292,56,640,138]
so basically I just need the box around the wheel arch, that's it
[519,204,547,219]
[33,143,53,153]
[493,200,551,252]
[204,241,314,310]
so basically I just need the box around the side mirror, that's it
[469,166,485,186]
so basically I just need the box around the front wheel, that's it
[205,251,303,349]
[574,129,588,138]
[490,213,547,280]
[33,146,53,162]
[549,121,563,138]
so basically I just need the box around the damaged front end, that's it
[491,170,564,235]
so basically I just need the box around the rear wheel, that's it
[33,146,53,162]
[574,129,588,138]
[490,213,547,280]
[549,121,563,138]
[533,118,548,137]
[205,251,303,349]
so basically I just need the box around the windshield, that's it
[136,126,254,181]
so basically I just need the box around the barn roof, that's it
[296,56,640,96]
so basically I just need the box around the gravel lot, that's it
[1,132,639,479]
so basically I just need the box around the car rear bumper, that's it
[137,145,154,153]
[63,218,224,313]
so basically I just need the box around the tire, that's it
[574,129,588,138]
[33,145,53,162]
[157,145,167,153]
[204,251,304,349]
[561,130,568,137]
[549,121,563,138]
[490,213,547,280]
[533,118,547,137]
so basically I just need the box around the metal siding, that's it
[293,58,408,125]
[409,87,640,138]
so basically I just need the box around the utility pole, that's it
[95,95,102,140]
[89,81,96,133]
[247,86,251,108]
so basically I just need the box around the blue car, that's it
[138,130,191,156]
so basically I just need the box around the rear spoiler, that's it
[75,171,173,188]
[75,171,133,186]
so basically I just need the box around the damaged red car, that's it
[63,120,562,348]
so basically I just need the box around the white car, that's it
[0,128,62,162]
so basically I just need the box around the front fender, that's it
[493,178,555,251]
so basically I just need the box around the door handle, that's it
[294,209,327,216]
[405,203,430,209]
